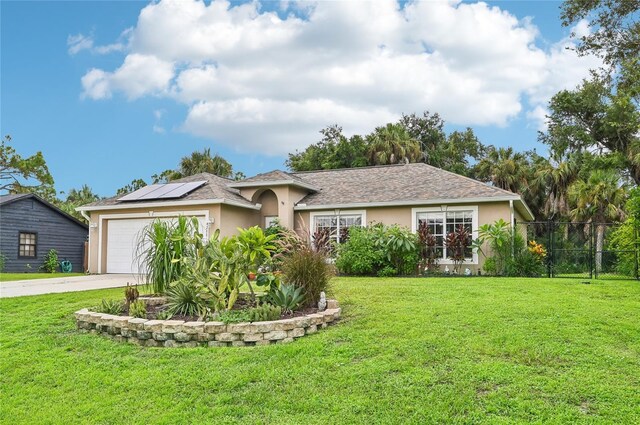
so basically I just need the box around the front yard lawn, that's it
[0,272,84,282]
[1,277,639,423]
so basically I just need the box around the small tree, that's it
[417,221,439,271]
[445,225,471,274]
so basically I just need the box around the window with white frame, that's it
[415,209,475,262]
[312,212,364,245]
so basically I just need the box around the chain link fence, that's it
[517,221,639,280]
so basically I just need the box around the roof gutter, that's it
[76,198,261,212]
[294,196,520,210]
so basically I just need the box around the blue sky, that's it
[1,1,599,197]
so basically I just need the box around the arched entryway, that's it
[253,189,279,228]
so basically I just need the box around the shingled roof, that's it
[291,163,520,207]
[78,163,531,219]
[228,169,319,191]
[79,172,256,210]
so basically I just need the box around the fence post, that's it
[635,224,639,281]
[591,223,596,280]
[547,220,553,278]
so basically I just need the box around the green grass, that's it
[0,272,85,282]
[1,277,639,424]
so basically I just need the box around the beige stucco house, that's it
[78,163,533,274]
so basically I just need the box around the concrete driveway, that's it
[0,274,144,298]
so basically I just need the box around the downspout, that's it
[80,210,91,273]
[509,200,515,259]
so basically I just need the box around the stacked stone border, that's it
[75,300,341,347]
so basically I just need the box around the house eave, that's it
[76,198,260,212]
[294,196,535,220]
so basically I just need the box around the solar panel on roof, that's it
[117,181,207,202]
[161,181,206,199]
[136,184,184,200]
[117,184,164,201]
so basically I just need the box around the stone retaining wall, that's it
[75,300,341,347]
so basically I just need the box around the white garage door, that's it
[106,217,205,274]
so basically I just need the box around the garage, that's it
[106,216,206,274]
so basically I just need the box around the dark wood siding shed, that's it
[0,194,88,273]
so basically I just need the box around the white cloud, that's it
[526,19,601,129]
[79,0,601,155]
[153,109,166,134]
[153,125,166,134]
[82,54,174,100]
[67,32,126,55]
[68,33,94,55]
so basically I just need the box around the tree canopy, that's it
[1,135,54,195]
[561,0,640,68]
[286,111,486,176]
[116,149,241,195]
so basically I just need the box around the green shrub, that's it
[377,266,397,277]
[380,224,419,274]
[482,257,498,275]
[0,252,5,272]
[476,220,540,277]
[96,299,123,315]
[156,310,173,320]
[264,219,286,238]
[255,272,282,294]
[217,309,251,324]
[281,248,333,307]
[248,304,282,322]
[267,283,305,314]
[129,300,147,318]
[235,225,277,270]
[166,281,202,318]
[39,249,58,273]
[335,227,383,275]
[609,218,638,276]
[336,223,419,276]
[505,250,546,277]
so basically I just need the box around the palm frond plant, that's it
[135,216,202,294]
[166,281,203,318]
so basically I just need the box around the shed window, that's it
[19,232,37,258]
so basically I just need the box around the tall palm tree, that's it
[568,169,627,272]
[179,148,234,178]
[60,184,101,222]
[366,123,422,165]
[65,184,100,205]
[533,156,580,220]
[475,147,528,193]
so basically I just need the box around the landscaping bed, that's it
[75,299,341,347]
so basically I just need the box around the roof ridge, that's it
[290,163,410,175]
[173,172,236,182]
[417,162,518,197]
